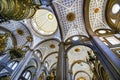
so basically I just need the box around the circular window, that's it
[72,36,79,41]
[106,0,120,31]
[98,30,107,34]
[112,4,120,14]
[95,29,113,36]
[31,9,58,36]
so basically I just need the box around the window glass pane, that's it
[23,72,27,77]
[12,62,18,70]
[114,34,120,38]
[8,62,15,68]
[28,75,31,80]
[112,4,120,14]
[25,71,31,79]
[105,36,120,45]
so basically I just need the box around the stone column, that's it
[56,42,66,80]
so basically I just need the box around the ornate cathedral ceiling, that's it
[106,0,120,31]
[67,45,94,79]
[89,0,111,32]
[85,0,120,35]
[0,0,120,80]
[0,21,32,47]
[33,39,59,70]
[52,0,95,79]
[52,0,89,40]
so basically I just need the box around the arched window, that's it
[8,61,18,70]
[22,70,32,80]
[19,66,37,80]
[33,49,42,60]
[19,70,32,80]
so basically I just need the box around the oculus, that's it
[95,29,113,36]
[72,36,79,41]
[112,4,119,14]
[106,0,120,31]
[98,30,107,34]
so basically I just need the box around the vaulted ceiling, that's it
[0,0,120,80]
